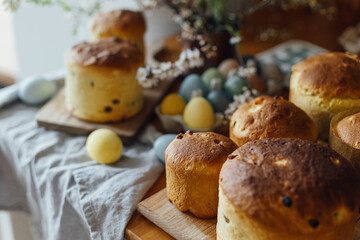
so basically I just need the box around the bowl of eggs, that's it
[156,57,271,133]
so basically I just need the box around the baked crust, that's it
[91,9,146,37]
[220,138,360,233]
[292,52,360,99]
[65,38,143,70]
[335,112,360,149]
[230,96,318,146]
[165,132,237,218]
[166,132,238,169]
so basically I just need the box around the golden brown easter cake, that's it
[217,138,360,240]
[165,131,237,218]
[65,38,144,123]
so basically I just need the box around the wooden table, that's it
[125,8,359,240]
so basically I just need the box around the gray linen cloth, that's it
[0,103,164,240]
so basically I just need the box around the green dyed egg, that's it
[201,68,225,89]
[224,75,248,99]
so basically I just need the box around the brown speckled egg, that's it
[247,74,267,93]
[218,58,240,77]
[261,63,283,84]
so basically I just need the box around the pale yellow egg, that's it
[183,97,215,129]
[160,93,186,115]
[86,128,123,164]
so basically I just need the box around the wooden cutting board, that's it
[138,188,360,240]
[36,78,174,143]
[137,189,216,240]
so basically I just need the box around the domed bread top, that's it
[91,9,146,37]
[165,132,237,170]
[292,52,360,99]
[335,112,360,149]
[220,138,360,232]
[65,38,143,69]
[230,96,318,145]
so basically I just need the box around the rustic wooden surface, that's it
[137,189,216,240]
[125,8,360,240]
[36,78,174,144]
[125,172,174,240]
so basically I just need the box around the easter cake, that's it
[330,110,360,173]
[65,38,144,123]
[289,52,360,140]
[165,131,237,218]
[217,138,360,240]
[230,96,318,147]
[90,9,146,52]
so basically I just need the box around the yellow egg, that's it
[160,93,186,115]
[183,97,215,129]
[86,128,123,164]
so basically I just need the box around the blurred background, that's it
[0,0,180,83]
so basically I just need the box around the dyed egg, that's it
[260,63,283,83]
[18,76,57,105]
[207,90,230,113]
[179,74,208,102]
[160,93,186,115]
[218,58,240,77]
[224,75,248,99]
[183,97,215,129]
[248,74,267,93]
[201,68,225,89]
[86,129,123,164]
[154,134,177,164]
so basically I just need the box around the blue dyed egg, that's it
[224,75,248,99]
[179,74,208,102]
[18,76,57,105]
[207,90,230,113]
[154,134,177,164]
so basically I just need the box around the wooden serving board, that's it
[137,189,217,240]
[138,188,360,240]
[36,78,174,143]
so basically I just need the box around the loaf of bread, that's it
[217,138,360,240]
[165,131,237,218]
[230,96,318,147]
[90,9,146,52]
[330,109,360,172]
[65,38,144,122]
[289,52,360,140]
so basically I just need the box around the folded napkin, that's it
[0,103,164,240]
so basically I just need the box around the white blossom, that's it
[141,0,158,8]
[237,66,257,78]
[186,48,204,68]
[136,67,149,82]
[224,87,261,119]
[160,62,172,71]
[229,36,242,45]
[137,48,204,88]
[173,14,183,24]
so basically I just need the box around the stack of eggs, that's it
[158,58,267,131]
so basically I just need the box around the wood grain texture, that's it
[137,189,216,240]
[138,188,360,240]
[125,172,174,240]
[36,78,173,143]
